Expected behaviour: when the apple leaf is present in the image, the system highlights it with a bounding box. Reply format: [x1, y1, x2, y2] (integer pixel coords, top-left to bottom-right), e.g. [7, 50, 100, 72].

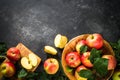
[93, 58, 108, 77]
[80, 45, 88, 54]
[26, 72, 39, 79]
[66, 66, 73, 72]
[110, 39, 120, 68]
[18, 68, 28, 78]
[89, 48, 102, 63]
[79, 69, 95, 80]
[0, 56, 6, 64]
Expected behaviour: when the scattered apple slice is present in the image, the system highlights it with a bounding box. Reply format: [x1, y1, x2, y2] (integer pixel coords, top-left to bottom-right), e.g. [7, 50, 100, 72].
[21, 57, 32, 70]
[44, 46, 57, 55]
[28, 53, 37, 67]
[54, 34, 68, 48]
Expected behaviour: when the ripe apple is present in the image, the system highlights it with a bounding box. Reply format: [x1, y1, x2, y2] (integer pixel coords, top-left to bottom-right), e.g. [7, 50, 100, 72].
[7, 47, 21, 61]
[76, 40, 87, 53]
[44, 58, 59, 74]
[0, 62, 15, 77]
[81, 52, 93, 68]
[112, 70, 120, 80]
[75, 65, 87, 80]
[21, 53, 38, 70]
[86, 33, 103, 49]
[102, 55, 116, 70]
[65, 52, 81, 68]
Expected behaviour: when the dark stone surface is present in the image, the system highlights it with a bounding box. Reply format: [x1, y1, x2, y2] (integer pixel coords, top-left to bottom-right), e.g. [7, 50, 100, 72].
[0, 0, 120, 71]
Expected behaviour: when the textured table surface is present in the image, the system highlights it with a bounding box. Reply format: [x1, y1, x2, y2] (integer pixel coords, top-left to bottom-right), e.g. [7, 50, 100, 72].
[0, 0, 120, 71]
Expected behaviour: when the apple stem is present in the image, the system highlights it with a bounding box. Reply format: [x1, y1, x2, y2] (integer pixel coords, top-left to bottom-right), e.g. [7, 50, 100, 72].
[91, 35, 94, 39]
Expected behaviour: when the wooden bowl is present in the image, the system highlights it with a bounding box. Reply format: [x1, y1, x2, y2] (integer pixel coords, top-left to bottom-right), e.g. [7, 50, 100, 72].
[61, 34, 115, 80]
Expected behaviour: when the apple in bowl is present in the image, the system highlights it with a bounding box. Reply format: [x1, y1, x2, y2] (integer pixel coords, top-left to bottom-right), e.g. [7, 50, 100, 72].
[61, 33, 116, 80]
[65, 52, 81, 68]
[75, 65, 87, 80]
[81, 52, 93, 68]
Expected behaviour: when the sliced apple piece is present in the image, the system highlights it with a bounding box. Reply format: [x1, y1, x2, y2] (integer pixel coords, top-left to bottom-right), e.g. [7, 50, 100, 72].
[28, 53, 37, 67]
[54, 34, 61, 48]
[54, 34, 68, 48]
[44, 46, 57, 55]
[21, 57, 32, 70]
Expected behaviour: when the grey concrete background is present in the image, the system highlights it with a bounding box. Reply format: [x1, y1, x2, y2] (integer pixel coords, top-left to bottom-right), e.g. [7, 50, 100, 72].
[0, 0, 120, 71]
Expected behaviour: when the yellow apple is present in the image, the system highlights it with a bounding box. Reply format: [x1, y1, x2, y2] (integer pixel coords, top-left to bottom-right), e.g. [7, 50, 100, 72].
[21, 53, 38, 70]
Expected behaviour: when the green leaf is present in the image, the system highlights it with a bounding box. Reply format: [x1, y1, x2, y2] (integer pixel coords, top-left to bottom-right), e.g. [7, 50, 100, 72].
[18, 68, 28, 78]
[89, 48, 101, 63]
[79, 69, 94, 80]
[93, 58, 108, 77]
[110, 39, 120, 68]
[66, 66, 73, 72]
[0, 56, 6, 64]
[26, 72, 39, 79]
[39, 71, 49, 80]
[80, 45, 88, 54]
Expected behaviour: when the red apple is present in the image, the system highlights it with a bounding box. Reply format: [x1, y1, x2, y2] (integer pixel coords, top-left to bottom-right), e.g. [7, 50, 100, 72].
[102, 55, 116, 70]
[0, 62, 16, 77]
[44, 58, 59, 74]
[81, 52, 93, 68]
[86, 33, 103, 49]
[76, 40, 87, 53]
[7, 47, 21, 61]
[65, 52, 81, 68]
[75, 65, 87, 80]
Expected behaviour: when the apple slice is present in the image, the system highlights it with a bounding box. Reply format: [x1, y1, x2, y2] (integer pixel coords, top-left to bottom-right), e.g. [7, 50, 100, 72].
[21, 57, 32, 70]
[21, 53, 38, 70]
[28, 53, 37, 67]
[44, 46, 57, 55]
[54, 34, 68, 48]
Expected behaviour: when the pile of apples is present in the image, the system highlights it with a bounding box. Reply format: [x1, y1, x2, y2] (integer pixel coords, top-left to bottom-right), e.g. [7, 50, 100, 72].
[0, 47, 21, 77]
[0, 46, 39, 78]
[64, 33, 117, 80]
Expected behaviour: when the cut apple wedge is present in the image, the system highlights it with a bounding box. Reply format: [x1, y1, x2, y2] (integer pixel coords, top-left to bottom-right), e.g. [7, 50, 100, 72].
[44, 46, 57, 55]
[21, 57, 32, 70]
[54, 34, 68, 49]
[28, 53, 37, 67]
[21, 53, 38, 70]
